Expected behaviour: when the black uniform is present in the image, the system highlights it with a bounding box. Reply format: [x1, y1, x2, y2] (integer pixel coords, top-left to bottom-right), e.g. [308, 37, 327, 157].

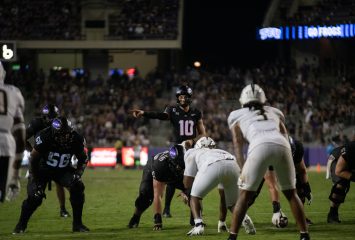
[327, 141, 355, 223]
[134, 151, 185, 213]
[26, 117, 48, 149]
[164, 105, 202, 143]
[14, 127, 88, 233]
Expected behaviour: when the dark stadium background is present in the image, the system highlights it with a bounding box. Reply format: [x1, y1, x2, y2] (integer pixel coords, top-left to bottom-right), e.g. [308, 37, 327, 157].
[183, 0, 275, 69]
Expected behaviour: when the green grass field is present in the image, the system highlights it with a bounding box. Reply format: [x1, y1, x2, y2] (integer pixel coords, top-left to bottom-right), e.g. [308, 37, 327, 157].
[1, 168, 355, 240]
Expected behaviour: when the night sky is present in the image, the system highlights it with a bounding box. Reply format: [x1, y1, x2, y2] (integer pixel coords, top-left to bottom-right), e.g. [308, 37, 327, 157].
[182, 1, 277, 69]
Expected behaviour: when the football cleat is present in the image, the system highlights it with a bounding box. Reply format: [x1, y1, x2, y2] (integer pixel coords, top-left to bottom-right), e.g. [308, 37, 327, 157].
[300, 232, 310, 240]
[187, 222, 205, 236]
[242, 214, 256, 235]
[327, 212, 341, 223]
[163, 208, 172, 218]
[272, 210, 288, 228]
[217, 221, 228, 233]
[60, 208, 70, 218]
[128, 215, 140, 228]
[12, 223, 26, 235]
[72, 224, 90, 232]
[306, 217, 313, 225]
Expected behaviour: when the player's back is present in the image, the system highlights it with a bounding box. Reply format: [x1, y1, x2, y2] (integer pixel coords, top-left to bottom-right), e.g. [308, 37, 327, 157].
[228, 106, 289, 151]
[0, 84, 24, 156]
[185, 148, 236, 170]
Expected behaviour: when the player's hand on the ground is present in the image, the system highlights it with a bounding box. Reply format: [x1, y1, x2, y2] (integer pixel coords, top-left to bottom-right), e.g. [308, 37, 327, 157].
[153, 223, 162, 231]
[129, 109, 144, 118]
[187, 223, 205, 236]
[6, 176, 20, 201]
[177, 191, 189, 204]
[306, 192, 312, 205]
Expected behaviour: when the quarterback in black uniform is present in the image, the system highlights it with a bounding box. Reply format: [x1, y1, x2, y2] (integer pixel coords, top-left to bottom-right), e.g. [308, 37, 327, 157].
[130, 85, 206, 218]
[327, 139, 355, 223]
[26, 104, 70, 217]
[13, 116, 89, 234]
[127, 144, 188, 230]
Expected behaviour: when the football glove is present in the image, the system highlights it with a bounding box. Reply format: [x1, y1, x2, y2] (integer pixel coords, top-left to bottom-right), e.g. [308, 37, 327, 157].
[187, 222, 205, 236]
[6, 176, 21, 201]
[217, 220, 228, 233]
[272, 210, 288, 228]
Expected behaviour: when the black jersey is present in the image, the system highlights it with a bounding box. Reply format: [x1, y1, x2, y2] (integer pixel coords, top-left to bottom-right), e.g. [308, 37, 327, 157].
[290, 138, 304, 165]
[328, 146, 343, 163]
[34, 127, 87, 170]
[150, 151, 182, 183]
[164, 105, 202, 143]
[341, 141, 355, 171]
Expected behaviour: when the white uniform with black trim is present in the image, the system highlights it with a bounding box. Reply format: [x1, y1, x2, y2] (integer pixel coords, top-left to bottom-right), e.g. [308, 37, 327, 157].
[184, 148, 240, 208]
[0, 84, 24, 157]
[227, 106, 295, 191]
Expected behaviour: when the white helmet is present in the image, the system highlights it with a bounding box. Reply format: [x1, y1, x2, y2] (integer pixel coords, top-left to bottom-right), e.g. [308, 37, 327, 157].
[0, 61, 5, 85]
[194, 137, 216, 149]
[239, 83, 266, 107]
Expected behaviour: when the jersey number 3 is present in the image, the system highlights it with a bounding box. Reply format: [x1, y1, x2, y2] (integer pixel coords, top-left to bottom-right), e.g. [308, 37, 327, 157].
[179, 120, 194, 136]
[47, 152, 71, 168]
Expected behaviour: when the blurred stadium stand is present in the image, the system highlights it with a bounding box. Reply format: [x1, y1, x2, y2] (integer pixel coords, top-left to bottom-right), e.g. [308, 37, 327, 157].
[1, 0, 354, 158]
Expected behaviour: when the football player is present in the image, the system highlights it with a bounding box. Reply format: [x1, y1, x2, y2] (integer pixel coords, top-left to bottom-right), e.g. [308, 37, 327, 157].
[130, 85, 206, 219]
[0, 61, 25, 203]
[184, 137, 255, 236]
[326, 136, 355, 223]
[127, 143, 188, 230]
[26, 104, 71, 218]
[227, 84, 309, 240]
[13, 116, 89, 234]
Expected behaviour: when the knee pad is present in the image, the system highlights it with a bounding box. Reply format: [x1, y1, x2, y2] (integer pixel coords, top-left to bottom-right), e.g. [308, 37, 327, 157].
[329, 178, 350, 204]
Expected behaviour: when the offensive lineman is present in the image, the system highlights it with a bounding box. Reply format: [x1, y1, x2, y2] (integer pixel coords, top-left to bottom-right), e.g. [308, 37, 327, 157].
[127, 144, 187, 230]
[0, 61, 26, 203]
[227, 83, 309, 240]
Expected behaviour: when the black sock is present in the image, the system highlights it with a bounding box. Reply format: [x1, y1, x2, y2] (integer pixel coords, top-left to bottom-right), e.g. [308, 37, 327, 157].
[228, 233, 237, 240]
[300, 232, 310, 240]
[272, 201, 281, 213]
[329, 206, 338, 215]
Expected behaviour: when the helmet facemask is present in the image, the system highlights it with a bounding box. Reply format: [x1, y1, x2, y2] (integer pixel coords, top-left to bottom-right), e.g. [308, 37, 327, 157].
[176, 86, 193, 107]
[42, 104, 59, 124]
[51, 117, 74, 148]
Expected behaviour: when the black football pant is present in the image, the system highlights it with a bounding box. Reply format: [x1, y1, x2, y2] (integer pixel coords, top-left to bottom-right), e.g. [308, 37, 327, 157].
[16, 168, 85, 228]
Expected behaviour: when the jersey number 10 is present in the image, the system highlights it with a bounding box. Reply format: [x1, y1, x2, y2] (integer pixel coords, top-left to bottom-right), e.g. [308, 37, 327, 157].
[179, 120, 194, 136]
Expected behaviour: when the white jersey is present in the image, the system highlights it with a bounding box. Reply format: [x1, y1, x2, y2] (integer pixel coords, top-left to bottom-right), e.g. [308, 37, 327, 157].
[227, 106, 290, 152]
[184, 148, 236, 177]
[0, 84, 25, 156]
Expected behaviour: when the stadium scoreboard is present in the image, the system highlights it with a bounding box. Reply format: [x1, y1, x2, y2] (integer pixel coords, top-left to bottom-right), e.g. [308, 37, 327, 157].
[257, 24, 355, 40]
